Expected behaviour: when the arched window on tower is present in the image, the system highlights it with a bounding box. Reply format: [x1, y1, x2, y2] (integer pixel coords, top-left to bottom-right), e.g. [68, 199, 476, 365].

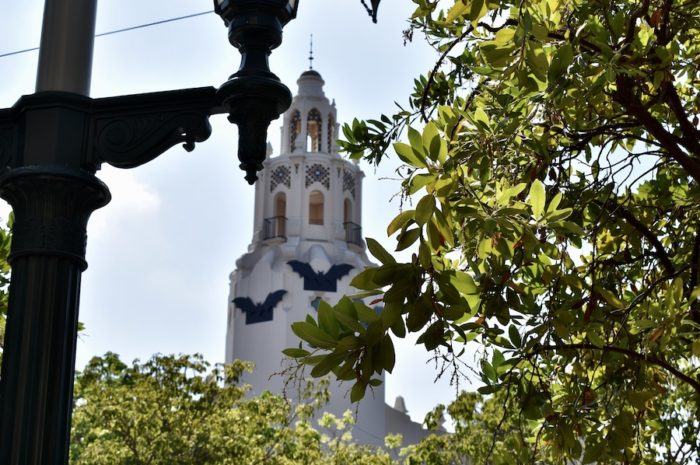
[327, 113, 335, 153]
[344, 198, 352, 223]
[289, 110, 301, 152]
[309, 190, 324, 225]
[264, 192, 287, 239]
[343, 198, 361, 245]
[275, 192, 286, 236]
[307, 109, 322, 152]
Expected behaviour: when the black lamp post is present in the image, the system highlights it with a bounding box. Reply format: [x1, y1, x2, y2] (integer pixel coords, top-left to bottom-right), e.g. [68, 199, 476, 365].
[0, 1, 298, 464]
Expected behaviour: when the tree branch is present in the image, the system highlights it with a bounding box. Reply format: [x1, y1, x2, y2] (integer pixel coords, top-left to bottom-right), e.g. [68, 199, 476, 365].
[661, 81, 700, 156]
[600, 199, 675, 274]
[690, 231, 700, 324]
[622, 0, 651, 48]
[420, 26, 473, 123]
[547, 31, 602, 55]
[614, 75, 700, 183]
[523, 343, 700, 394]
[420, 19, 518, 122]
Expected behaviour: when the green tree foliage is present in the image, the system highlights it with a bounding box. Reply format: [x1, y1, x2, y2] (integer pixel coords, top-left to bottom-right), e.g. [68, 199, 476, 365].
[0, 219, 12, 367]
[69, 353, 396, 465]
[69, 352, 541, 465]
[288, 0, 700, 463]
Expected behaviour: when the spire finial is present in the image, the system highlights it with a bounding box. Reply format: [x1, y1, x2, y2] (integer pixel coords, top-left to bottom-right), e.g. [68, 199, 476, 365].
[308, 34, 314, 70]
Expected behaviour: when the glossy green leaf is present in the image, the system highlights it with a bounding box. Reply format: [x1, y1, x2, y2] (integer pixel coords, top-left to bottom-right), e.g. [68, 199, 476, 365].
[529, 179, 546, 219]
[291, 322, 337, 349]
[415, 195, 436, 226]
[387, 209, 415, 236]
[394, 142, 426, 168]
[366, 237, 396, 264]
[350, 381, 367, 403]
[395, 227, 421, 251]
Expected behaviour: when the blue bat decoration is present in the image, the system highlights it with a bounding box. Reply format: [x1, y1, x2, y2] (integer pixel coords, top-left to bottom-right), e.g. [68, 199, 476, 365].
[287, 261, 354, 292]
[232, 290, 287, 324]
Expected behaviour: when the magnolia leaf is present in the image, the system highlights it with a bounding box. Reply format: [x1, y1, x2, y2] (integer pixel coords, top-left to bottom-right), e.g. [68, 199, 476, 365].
[449, 271, 478, 295]
[529, 179, 546, 219]
[526, 42, 549, 81]
[350, 268, 378, 290]
[387, 210, 415, 236]
[336, 335, 363, 351]
[366, 237, 396, 264]
[692, 339, 700, 356]
[415, 195, 436, 226]
[423, 122, 439, 148]
[469, 0, 487, 22]
[333, 309, 366, 335]
[597, 288, 625, 309]
[407, 126, 424, 155]
[445, 1, 469, 22]
[350, 381, 367, 402]
[378, 334, 396, 373]
[394, 142, 426, 168]
[396, 227, 421, 251]
[628, 390, 658, 409]
[408, 173, 435, 194]
[433, 209, 455, 247]
[282, 348, 310, 358]
[546, 207, 573, 222]
[494, 28, 516, 46]
[365, 320, 384, 345]
[508, 325, 522, 348]
[547, 192, 563, 212]
[473, 107, 489, 125]
[310, 352, 345, 377]
[548, 42, 573, 81]
[291, 322, 337, 350]
[356, 303, 380, 323]
[318, 300, 340, 338]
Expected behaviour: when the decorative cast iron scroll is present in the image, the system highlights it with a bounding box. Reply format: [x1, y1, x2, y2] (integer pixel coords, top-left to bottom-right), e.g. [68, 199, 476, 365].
[92, 87, 218, 169]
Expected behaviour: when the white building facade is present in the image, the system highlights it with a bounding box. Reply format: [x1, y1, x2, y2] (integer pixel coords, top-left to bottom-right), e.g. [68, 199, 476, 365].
[226, 69, 429, 446]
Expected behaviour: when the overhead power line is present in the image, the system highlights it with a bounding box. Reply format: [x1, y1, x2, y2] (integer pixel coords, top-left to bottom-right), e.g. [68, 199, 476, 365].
[0, 10, 214, 59]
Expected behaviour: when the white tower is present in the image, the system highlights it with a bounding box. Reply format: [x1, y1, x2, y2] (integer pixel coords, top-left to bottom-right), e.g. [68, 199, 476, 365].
[226, 69, 386, 445]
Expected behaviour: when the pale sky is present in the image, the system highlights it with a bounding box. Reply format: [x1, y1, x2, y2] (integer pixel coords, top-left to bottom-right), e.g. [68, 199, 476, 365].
[0, 0, 470, 424]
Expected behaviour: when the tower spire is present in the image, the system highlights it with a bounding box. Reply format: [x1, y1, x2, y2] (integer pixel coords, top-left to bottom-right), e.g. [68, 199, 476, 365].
[308, 34, 314, 70]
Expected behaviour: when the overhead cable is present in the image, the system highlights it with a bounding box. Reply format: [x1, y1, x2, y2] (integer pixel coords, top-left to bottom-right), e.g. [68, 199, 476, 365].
[0, 10, 214, 59]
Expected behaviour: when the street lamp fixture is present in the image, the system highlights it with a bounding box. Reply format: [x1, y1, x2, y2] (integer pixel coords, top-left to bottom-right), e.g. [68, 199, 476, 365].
[214, 0, 299, 26]
[0, 1, 299, 463]
[214, 0, 298, 183]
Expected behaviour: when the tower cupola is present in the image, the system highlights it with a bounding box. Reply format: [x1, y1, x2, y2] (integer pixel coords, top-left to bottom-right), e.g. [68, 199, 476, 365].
[281, 70, 338, 155]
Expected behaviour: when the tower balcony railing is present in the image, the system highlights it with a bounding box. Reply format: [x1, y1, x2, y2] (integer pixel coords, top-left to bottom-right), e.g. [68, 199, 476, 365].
[343, 222, 363, 246]
[263, 216, 287, 240]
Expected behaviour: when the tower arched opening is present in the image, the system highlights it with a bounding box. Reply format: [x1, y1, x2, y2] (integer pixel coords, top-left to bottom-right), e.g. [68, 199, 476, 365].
[309, 190, 324, 225]
[274, 192, 287, 237]
[307, 108, 322, 152]
[327, 113, 335, 153]
[343, 198, 352, 223]
[289, 110, 301, 152]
